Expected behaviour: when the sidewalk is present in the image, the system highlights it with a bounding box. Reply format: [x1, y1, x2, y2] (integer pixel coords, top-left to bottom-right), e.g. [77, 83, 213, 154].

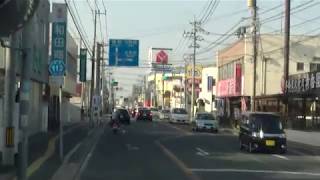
[221, 127, 320, 147]
[285, 129, 320, 147]
[0, 121, 88, 180]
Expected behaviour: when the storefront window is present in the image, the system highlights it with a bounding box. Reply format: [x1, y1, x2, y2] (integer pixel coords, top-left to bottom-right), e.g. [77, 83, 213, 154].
[310, 63, 320, 72]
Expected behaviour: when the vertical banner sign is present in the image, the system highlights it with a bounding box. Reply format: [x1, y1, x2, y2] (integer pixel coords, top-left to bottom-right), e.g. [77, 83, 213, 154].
[235, 64, 242, 94]
[79, 48, 87, 82]
[207, 76, 213, 91]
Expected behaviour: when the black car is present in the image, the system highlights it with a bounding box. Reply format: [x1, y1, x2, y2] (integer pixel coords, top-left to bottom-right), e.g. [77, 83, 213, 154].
[136, 108, 152, 121]
[112, 108, 131, 125]
[239, 112, 287, 154]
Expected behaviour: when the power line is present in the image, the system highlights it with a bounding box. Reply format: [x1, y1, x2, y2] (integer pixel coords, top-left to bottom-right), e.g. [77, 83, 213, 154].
[64, 0, 93, 56]
[202, 0, 220, 24]
[261, 0, 318, 25]
[71, 0, 91, 46]
[266, 14, 320, 34]
[262, 26, 320, 55]
[199, 0, 215, 23]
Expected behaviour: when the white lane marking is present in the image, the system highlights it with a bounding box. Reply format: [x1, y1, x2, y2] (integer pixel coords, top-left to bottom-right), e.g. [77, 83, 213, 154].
[126, 144, 140, 151]
[189, 168, 320, 176]
[272, 154, 289, 160]
[195, 147, 209, 156]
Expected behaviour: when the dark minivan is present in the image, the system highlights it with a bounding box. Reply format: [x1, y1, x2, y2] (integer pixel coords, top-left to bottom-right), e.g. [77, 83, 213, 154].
[239, 112, 287, 154]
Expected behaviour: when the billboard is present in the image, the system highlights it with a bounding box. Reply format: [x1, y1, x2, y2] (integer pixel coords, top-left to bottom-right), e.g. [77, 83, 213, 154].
[109, 39, 139, 66]
[148, 47, 172, 64]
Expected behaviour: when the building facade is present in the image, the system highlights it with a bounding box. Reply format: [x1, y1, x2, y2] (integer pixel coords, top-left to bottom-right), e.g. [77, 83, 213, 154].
[216, 34, 320, 129]
[199, 66, 217, 113]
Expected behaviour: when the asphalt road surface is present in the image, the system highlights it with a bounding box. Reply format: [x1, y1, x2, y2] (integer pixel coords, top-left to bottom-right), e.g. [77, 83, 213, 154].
[80, 121, 320, 180]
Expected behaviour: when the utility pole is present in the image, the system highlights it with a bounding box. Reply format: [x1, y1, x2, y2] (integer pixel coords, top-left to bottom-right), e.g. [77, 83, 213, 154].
[183, 17, 204, 122]
[284, 0, 291, 123]
[162, 63, 165, 109]
[183, 58, 188, 110]
[2, 34, 18, 166]
[153, 71, 156, 107]
[17, 24, 34, 180]
[96, 43, 102, 96]
[248, 0, 257, 111]
[89, 8, 97, 127]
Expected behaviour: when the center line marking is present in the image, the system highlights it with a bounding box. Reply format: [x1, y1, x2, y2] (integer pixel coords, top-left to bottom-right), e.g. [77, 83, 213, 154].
[189, 168, 320, 176]
[196, 147, 209, 156]
[272, 154, 289, 160]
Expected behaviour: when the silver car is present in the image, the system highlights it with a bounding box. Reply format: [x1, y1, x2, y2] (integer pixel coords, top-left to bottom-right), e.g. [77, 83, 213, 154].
[193, 112, 219, 133]
[159, 109, 170, 120]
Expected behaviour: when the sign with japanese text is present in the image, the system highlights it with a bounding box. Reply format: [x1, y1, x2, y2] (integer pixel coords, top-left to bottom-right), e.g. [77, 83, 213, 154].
[51, 22, 67, 64]
[79, 48, 87, 82]
[151, 63, 173, 72]
[109, 39, 139, 66]
[50, 3, 67, 86]
[286, 71, 320, 94]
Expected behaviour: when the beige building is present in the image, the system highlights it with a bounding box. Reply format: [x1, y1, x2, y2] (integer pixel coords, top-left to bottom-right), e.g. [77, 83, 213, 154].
[216, 34, 320, 127]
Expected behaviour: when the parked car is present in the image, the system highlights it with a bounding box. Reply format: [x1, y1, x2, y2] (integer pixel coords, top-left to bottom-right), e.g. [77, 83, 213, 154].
[169, 108, 189, 124]
[159, 109, 170, 120]
[193, 112, 218, 133]
[136, 108, 152, 121]
[239, 112, 287, 154]
[112, 108, 131, 125]
[150, 107, 160, 120]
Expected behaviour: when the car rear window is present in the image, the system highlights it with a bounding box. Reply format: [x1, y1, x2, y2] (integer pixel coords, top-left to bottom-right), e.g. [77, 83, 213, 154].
[162, 110, 170, 113]
[250, 114, 283, 133]
[173, 108, 187, 114]
[196, 114, 215, 120]
[150, 108, 158, 111]
[139, 109, 151, 113]
[117, 109, 129, 116]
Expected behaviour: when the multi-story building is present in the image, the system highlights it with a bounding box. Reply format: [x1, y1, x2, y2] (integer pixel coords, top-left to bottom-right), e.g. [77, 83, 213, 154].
[216, 34, 320, 128]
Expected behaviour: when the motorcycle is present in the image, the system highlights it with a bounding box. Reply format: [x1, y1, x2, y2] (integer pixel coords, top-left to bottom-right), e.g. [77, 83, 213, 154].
[112, 122, 120, 134]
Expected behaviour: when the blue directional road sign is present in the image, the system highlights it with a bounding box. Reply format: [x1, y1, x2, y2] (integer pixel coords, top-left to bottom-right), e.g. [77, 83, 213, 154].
[49, 60, 65, 76]
[109, 39, 139, 66]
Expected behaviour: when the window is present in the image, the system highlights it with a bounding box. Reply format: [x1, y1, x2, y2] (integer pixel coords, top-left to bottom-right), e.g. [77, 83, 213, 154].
[297, 62, 304, 71]
[310, 63, 320, 72]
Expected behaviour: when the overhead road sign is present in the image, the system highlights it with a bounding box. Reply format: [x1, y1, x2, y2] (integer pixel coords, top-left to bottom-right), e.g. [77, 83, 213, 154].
[109, 39, 139, 66]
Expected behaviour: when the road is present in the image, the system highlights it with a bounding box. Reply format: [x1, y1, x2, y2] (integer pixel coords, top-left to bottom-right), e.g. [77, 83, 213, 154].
[79, 121, 320, 180]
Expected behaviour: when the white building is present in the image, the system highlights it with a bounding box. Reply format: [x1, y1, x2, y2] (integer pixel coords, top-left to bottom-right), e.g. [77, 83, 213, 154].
[199, 66, 218, 113]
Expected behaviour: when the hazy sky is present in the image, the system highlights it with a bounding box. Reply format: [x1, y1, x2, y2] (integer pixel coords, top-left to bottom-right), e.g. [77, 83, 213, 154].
[53, 0, 320, 97]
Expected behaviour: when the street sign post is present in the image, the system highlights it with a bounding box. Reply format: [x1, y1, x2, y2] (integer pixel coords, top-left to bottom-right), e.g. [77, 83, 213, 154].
[109, 39, 139, 66]
[50, 3, 67, 162]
